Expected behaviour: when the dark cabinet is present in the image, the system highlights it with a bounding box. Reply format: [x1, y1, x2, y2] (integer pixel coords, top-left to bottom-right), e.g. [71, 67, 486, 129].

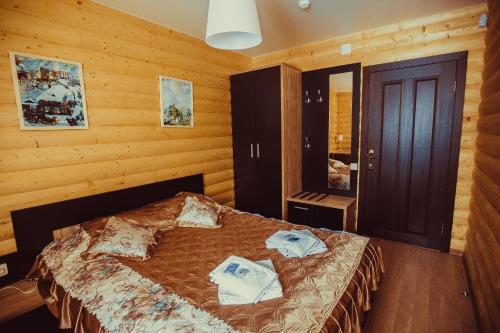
[287, 202, 343, 230]
[231, 65, 302, 219]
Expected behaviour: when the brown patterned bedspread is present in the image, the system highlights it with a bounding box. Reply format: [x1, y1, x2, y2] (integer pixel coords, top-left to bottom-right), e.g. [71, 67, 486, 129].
[29, 205, 384, 333]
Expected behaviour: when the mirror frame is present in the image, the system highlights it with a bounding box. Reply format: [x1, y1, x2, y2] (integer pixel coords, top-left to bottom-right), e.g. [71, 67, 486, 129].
[301, 62, 361, 197]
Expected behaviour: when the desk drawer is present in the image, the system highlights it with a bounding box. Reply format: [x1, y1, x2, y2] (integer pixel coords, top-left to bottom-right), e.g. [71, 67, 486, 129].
[287, 202, 312, 225]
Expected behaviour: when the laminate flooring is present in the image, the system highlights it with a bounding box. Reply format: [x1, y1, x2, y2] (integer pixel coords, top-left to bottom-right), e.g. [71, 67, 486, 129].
[363, 239, 478, 333]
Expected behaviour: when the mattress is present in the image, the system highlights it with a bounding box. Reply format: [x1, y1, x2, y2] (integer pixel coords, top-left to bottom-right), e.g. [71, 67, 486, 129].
[28, 200, 383, 333]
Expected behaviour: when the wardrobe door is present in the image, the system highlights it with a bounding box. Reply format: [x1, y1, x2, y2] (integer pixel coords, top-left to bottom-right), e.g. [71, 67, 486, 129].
[254, 66, 282, 219]
[231, 71, 257, 213]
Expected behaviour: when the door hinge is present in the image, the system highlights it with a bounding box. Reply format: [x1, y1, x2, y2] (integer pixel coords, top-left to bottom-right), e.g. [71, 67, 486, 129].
[453, 80, 456, 92]
[441, 224, 445, 236]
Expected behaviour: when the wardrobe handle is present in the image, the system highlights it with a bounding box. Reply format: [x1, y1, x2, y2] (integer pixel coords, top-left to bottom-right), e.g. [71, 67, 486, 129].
[250, 144, 254, 158]
[257, 143, 260, 158]
[294, 206, 309, 211]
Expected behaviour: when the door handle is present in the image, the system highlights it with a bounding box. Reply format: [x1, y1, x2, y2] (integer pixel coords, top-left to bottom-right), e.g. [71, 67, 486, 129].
[367, 149, 375, 170]
[250, 144, 254, 158]
[294, 206, 309, 211]
[256, 143, 260, 158]
[305, 137, 311, 149]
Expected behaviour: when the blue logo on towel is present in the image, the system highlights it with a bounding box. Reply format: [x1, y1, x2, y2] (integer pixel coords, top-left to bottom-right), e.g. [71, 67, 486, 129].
[224, 262, 239, 274]
[286, 235, 301, 242]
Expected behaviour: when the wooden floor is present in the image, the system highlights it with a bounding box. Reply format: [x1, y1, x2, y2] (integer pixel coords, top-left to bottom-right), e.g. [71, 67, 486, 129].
[363, 240, 478, 333]
[0, 239, 479, 333]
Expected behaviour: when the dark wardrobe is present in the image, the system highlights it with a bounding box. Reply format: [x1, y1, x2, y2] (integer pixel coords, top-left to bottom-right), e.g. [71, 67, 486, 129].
[230, 64, 302, 219]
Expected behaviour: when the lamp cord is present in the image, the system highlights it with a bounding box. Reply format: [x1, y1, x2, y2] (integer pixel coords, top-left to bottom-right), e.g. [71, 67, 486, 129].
[0, 278, 38, 294]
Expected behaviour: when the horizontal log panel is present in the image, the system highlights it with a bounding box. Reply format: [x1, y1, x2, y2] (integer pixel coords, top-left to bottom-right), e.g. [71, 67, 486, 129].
[481, 67, 500, 97]
[0, 158, 234, 220]
[0, 148, 233, 196]
[204, 169, 234, 186]
[472, 167, 500, 215]
[470, 184, 500, 245]
[0, 108, 232, 128]
[0, 136, 232, 172]
[474, 150, 500, 185]
[476, 133, 500, 160]
[0, 87, 230, 110]
[450, 239, 465, 252]
[211, 191, 235, 205]
[482, 48, 500, 81]
[204, 180, 235, 198]
[224, 200, 235, 209]
[0, 136, 233, 172]
[0, 126, 233, 150]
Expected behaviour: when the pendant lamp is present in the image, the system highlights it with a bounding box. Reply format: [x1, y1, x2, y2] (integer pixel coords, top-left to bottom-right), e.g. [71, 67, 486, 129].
[205, 0, 262, 50]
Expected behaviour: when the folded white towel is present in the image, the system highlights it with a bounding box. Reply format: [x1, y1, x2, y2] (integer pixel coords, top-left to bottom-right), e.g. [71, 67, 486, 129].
[209, 256, 278, 304]
[217, 259, 283, 305]
[266, 229, 327, 258]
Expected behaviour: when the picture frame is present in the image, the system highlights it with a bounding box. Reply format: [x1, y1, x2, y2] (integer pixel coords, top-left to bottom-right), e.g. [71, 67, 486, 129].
[9, 51, 89, 130]
[159, 75, 194, 128]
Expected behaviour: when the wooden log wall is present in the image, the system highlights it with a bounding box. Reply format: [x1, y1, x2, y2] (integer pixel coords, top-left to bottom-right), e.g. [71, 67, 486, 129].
[253, 4, 488, 252]
[464, 0, 500, 331]
[0, 0, 251, 256]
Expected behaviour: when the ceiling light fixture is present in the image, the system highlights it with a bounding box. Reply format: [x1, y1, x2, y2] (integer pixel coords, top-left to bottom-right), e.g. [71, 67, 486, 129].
[205, 0, 262, 50]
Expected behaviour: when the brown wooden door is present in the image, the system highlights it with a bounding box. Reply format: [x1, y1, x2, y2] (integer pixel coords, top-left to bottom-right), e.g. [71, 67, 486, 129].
[359, 52, 467, 251]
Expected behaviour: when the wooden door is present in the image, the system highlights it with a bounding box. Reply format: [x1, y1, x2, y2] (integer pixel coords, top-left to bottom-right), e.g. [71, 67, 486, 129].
[254, 66, 282, 219]
[230, 70, 257, 213]
[359, 52, 467, 251]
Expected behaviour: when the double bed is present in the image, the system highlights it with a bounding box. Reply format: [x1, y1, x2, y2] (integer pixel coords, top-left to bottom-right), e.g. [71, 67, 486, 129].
[12, 174, 383, 333]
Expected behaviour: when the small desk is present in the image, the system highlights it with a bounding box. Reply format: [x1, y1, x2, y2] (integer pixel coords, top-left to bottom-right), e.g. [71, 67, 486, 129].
[0, 279, 44, 323]
[287, 192, 356, 231]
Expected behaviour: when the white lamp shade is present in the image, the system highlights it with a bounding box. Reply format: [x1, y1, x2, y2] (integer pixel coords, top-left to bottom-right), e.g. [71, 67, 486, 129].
[337, 134, 344, 142]
[206, 0, 262, 50]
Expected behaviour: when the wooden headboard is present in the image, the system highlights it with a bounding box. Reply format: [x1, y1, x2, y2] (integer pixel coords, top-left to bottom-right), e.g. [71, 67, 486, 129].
[1, 174, 204, 285]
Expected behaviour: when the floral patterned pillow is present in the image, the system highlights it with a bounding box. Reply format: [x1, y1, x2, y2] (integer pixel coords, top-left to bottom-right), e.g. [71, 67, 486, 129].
[176, 195, 223, 229]
[83, 216, 161, 261]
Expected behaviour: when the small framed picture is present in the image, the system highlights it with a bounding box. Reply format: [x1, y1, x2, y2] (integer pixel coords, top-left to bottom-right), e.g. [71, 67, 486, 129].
[159, 75, 193, 128]
[9, 51, 89, 130]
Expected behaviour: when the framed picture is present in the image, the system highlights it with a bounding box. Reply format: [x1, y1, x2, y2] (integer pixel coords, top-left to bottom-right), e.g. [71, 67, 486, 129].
[159, 75, 193, 128]
[9, 51, 88, 130]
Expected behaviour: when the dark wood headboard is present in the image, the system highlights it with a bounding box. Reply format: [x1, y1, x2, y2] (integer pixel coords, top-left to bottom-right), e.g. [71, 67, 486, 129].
[1, 174, 204, 285]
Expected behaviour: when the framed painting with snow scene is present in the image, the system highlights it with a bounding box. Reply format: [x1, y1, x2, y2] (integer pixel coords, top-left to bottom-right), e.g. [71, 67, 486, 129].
[160, 75, 193, 128]
[9, 52, 88, 130]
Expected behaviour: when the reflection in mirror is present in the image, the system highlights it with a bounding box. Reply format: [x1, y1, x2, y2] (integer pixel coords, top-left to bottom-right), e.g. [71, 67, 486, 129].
[328, 72, 353, 190]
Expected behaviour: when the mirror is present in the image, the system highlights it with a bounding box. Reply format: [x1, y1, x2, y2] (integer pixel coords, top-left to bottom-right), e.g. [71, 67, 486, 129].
[328, 72, 353, 190]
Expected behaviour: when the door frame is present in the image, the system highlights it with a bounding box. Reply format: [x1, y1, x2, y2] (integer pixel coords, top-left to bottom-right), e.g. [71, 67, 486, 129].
[358, 51, 468, 252]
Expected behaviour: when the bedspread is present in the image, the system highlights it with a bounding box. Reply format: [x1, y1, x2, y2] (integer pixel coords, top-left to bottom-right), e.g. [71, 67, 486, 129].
[28, 206, 384, 333]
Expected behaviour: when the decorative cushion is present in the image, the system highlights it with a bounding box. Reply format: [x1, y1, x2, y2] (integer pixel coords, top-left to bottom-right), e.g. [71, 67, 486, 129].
[176, 194, 223, 229]
[83, 216, 161, 261]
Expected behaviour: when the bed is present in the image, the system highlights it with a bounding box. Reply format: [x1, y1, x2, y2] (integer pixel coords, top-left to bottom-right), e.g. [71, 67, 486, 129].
[12, 174, 383, 333]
